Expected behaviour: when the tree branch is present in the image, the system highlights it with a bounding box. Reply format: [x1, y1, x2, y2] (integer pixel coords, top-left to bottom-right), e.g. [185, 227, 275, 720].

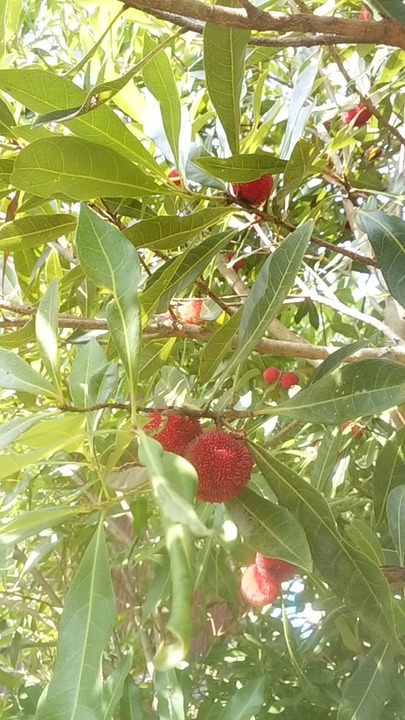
[119, 0, 405, 49]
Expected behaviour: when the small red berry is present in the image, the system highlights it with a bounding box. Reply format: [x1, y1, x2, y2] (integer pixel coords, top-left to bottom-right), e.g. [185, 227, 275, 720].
[185, 429, 254, 502]
[280, 372, 299, 389]
[342, 420, 364, 439]
[255, 553, 297, 583]
[168, 168, 182, 186]
[341, 102, 372, 127]
[145, 412, 202, 455]
[262, 366, 280, 385]
[232, 174, 274, 206]
[226, 251, 245, 271]
[359, 6, 370, 19]
[241, 565, 279, 606]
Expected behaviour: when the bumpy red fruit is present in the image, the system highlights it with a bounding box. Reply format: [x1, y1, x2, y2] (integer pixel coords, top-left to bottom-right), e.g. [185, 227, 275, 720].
[241, 565, 279, 606]
[178, 299, 204, 324]
[341, 102, 372, 127]
[185, 429, 254, 502]
[263, 366, 280, 385]
[280, 371, 299, 389]
[145, 412, 202, 455]
[168, 168, 181, 186]
[255, 553, 297, 583]
[232, 174, 274, 206]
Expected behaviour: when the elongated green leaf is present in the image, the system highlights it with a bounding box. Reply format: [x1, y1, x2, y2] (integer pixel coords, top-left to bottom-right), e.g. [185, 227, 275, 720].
[387, 485, 405, 562]
[0, 157, 13, 184]
[249, 443, 400, 647]
[194, 153, 287, 182]
[281, 606, 325, 705]
[120, 677, 149, 720]
[143, 34, 181, 168]
[137, 433, 208, 536]
[102, 652, 133, 720]
[203, 1, 250, 154]
[311, 427, 340, 493]
[310, 339, 369, 385]
[277, 359, 405, 424]
[218, 222, 312, 384]
[0, 96, 15, 137]
[76, 205, 141, 416]
[345, 519, 384, 566]
[199, 307, 242, 382]
[11, 136, 159, 200]
[226, 487, 312, 571]
[280, 48, 320, 160]
[357, 210, 405, 309]
[0, 318, 36, 349]
[0, 414, 43, 453]
[280, 139, 319, 198]
[142, 229, 235, 316]
[69, 339, 115, 407]
[0, 506, 80, 546]
[0, 67, 160, 174]
[373, 425, 405, 527]
[155, 670, 186, 720]
[337, 642, 393, 720]
[36, 522, 115, 720]
[0, 214, 76, 252]
[0, 348, 59, 398]
[124, 208, 231, 250]
[368, 0, 405, 23]
[36, 279, 62, 398]
[219, 676, 266, 720]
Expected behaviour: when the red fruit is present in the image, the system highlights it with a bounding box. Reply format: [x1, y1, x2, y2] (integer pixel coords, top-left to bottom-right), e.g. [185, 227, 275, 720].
[226, 251, 245, 271]
[240, 565, 279, 607]
[178, 299, 204, 324]
[341, 102, 372, 127]
[255, 553, 297, 583]
[145, 412, 202, 455]
[232, 174, 274, 206]
[342, 420, 364, 439]
[359, 6, 370, 19]
[280, 371, 299, 389]
[262, 366, 280, 385]
[168, 168, 181, 186]
[185, 429, 254, 502]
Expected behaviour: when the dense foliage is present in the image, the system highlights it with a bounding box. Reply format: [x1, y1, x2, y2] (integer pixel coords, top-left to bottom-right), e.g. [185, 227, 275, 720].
[1, 0, 405, 718]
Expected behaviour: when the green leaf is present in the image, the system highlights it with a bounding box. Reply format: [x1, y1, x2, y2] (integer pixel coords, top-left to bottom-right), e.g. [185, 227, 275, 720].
[203, 1, 250, 154]
[345, 519, 384, 566]
[102, 652, 133, 720]
[311, 427, 340, 494]
[194, 153, 287, 182]
[0, 157, 14, 184]
[0, 413, 43, 452]
[155, 670, 186, 720]
[0, 214, 77, 252]
[0, 67, 160, 174]
[69, 339, 114, 407]
[143, 34, 181, 169]
[357, 210, 405, 309]
[387, 485, 405, 562]
[35, 279, 62, 398]
[0, 506, 80, 546]
[124, 208, 231, 251]
[368, 0, 405, 23]
[76, 205, 141, 419]
[0, 318, 36, 349]
[0, 348, 59, 398]
[0, 96, 15, 137]
[137, 433, 208, 536]
[279, 48, 320, 159]
[310, 339, 369, 385]
[373, 426, 405, 527]
[11, 136, 159, 200]
[36, 522, 115, 720]
[218, 676, 266, 720]
[277, 359, 405, 424]
[280, 139, 319, 198]
[217, 221, 313, 383]
[226, 487, 312, 571]
[0, 0, 22, 59]
[337, 642, 394, 720]
[199, 307, 242, 383]
[119, 677, 149, 720]
[249, 443, 400, 647]
[142, 229, 236, 316]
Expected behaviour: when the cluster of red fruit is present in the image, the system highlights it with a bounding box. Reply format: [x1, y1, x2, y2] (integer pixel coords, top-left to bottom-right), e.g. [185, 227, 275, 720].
[145, 412, 254, 502]
[263, 366, 299, 390]
[241, 553, 297, 607]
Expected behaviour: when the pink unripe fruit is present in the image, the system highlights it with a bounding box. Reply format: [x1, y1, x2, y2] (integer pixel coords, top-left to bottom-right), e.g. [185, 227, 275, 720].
[240, 565, 279, 606]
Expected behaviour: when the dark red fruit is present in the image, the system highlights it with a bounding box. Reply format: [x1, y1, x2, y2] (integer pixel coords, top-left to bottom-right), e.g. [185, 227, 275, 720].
[232, 174, 274, 206]
[262, 366, 280, 385]
[255, 553, 297, 583]
[240, 565, 279, 606]
[145, 412, 202, 455]
[280, 371, 299, 389]
[226, 251, 245, 271]
[185, 429, 254, 502]
[168, 169, 181, 186]
[342, 420, 364, 439]
[341, 102, 372, 127]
